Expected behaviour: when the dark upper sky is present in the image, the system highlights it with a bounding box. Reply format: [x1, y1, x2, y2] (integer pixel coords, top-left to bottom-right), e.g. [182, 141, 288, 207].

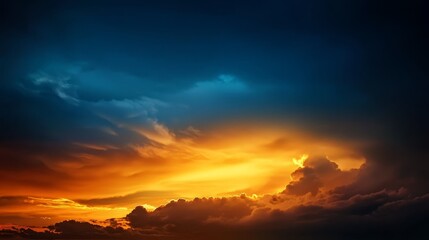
[2, 1, 427, 125]
[2, 1, 427, 144]
[0, 0, 428, 231]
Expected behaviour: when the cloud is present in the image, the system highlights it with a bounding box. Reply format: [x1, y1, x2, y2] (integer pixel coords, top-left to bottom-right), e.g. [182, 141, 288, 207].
[0, 195, 130, 227]
[0, 151, 426, 238]
[185, 74, 249, 96]
[125, 189, 428, 240]
[3, 188, 427, 240]
[75, 191, 177, 208]
[26, 68, 80, 105]
[126, 195, 256, 229]
[6, 220, 139, 239]
[283, 156, 359, 196]
[90, 97, 174, 145]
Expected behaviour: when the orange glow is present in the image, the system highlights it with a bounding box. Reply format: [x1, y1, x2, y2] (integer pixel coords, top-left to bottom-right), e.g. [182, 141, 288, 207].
[293, 154, 308, 168]
[0, 122, 366, 226]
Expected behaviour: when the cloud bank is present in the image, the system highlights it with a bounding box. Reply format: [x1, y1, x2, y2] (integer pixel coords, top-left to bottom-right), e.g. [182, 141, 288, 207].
[2, 157, 428, 239]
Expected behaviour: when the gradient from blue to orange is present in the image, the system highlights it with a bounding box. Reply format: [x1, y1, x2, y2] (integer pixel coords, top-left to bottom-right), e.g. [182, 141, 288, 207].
[0, 0, 428, 239]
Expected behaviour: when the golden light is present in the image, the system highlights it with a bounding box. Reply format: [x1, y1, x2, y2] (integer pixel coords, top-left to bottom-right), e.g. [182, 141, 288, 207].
[0, 122, 366, 226]
[292, 154, 308, 168]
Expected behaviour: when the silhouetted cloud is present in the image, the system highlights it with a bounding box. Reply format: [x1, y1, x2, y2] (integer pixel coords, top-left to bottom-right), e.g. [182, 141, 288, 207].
[127, 195, 256, 229]
[3, 188, 427, 239]
[284, 156, 358, 195]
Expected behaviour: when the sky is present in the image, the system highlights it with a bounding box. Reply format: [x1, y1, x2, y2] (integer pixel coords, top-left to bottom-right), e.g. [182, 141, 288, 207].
[0, 0, 428, 239]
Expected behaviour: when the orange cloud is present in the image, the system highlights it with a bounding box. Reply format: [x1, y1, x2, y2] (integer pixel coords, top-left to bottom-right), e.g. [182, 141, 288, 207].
[1, 160, 428, 240]
[0, 122, 366, 227]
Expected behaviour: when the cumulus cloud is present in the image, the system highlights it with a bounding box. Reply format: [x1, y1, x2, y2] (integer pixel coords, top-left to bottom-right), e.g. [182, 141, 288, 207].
[123, 188, 428, 240]
[283, 156, 358, 196]
[3, 188, 427, 240]
[126, 195, 256, 229]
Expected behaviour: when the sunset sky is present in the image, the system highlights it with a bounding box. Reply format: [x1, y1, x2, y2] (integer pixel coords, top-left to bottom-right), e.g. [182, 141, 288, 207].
[1, 0, 428, 239]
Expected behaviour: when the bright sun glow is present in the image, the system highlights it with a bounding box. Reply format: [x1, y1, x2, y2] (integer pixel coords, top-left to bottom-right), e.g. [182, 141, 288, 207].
[292, 154, 308, 168]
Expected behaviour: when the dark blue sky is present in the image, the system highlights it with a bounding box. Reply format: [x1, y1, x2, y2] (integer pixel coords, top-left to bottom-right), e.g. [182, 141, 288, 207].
[3, 2, 427, 136]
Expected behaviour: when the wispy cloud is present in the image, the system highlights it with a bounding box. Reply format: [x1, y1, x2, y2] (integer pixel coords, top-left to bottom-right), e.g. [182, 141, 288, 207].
[28, 71, 80, 105]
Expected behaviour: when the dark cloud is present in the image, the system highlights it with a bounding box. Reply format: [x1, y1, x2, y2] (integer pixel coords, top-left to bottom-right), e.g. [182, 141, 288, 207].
[0, 220, 138, 239]
[284, 156, 358, 196]
[244, 194, 429, 240]
[123, 190, 429, 240]
[48, 220, 132, 239]
[126, 195, 255, 229]
[3, 189, 427, 240]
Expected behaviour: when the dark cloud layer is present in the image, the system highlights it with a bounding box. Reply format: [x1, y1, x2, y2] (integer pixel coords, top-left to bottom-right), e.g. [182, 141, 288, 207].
[2, 157, 429, 239]
[2, 189, 428, 239]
